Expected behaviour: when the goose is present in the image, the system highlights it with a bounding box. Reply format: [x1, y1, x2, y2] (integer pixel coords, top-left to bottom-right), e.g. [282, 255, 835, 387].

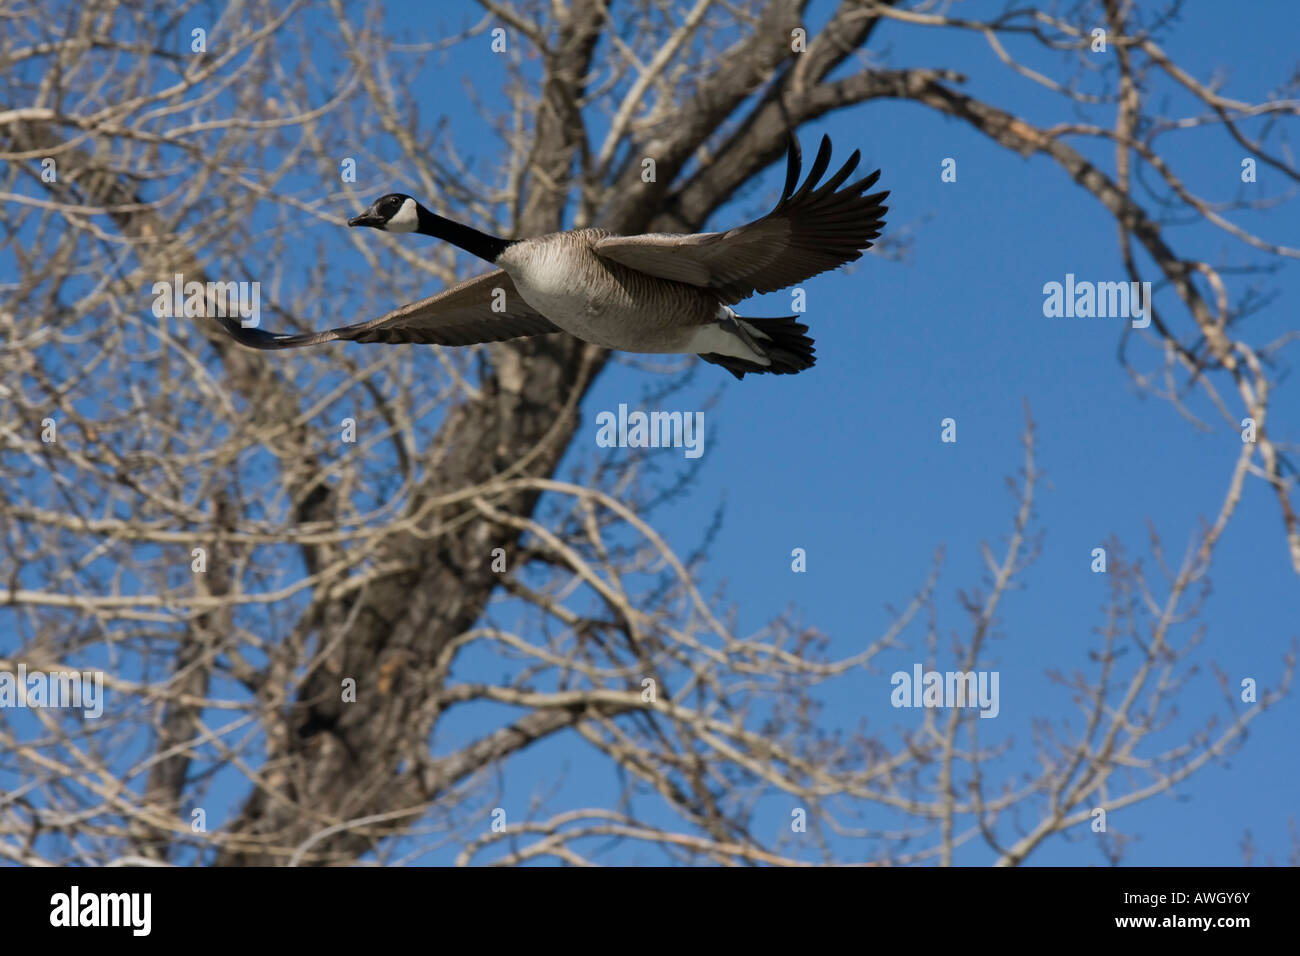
[225, 135, 887, 379]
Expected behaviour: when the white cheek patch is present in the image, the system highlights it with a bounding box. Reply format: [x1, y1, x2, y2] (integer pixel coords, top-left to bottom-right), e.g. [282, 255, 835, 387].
[386, 198, 420, 232]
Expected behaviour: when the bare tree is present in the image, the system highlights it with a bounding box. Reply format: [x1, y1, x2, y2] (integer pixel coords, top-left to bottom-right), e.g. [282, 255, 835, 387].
[0, 0, 1294, 866]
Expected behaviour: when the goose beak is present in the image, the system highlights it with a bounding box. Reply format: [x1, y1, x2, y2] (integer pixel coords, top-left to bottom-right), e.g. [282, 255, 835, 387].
[347, 212, 384, 228]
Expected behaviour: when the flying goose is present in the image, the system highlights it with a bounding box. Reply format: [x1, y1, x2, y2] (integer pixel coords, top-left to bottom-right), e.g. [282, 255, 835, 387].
[226, 135, 887, 379]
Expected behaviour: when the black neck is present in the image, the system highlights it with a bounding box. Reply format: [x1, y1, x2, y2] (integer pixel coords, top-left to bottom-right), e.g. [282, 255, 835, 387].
[415, 206, 514, 263]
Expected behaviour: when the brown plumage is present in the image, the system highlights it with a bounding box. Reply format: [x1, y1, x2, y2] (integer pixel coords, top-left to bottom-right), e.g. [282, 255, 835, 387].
[591, 135, 887, 304]
[222, 134, 888, 378]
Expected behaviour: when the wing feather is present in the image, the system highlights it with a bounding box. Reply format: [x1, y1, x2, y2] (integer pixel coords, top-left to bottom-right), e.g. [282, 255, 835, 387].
[593, 134, 887, 303]
[223, 270, 559, 349]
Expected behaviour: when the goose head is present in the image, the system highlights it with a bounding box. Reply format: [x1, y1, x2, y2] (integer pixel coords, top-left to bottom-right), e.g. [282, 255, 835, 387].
[347, 193, 423, 233]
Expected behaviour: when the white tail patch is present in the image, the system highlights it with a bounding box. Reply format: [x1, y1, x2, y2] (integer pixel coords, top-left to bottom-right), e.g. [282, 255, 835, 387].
[685, 320, 772, 364]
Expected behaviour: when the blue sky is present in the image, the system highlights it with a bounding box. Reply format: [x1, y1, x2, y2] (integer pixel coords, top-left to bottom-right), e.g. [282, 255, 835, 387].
[5, 0, 1297, 866]
[365, 0, 1299, 865]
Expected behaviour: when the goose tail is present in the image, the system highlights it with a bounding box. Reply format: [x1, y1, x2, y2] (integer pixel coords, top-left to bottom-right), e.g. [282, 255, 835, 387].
[700, 316, 816, 380]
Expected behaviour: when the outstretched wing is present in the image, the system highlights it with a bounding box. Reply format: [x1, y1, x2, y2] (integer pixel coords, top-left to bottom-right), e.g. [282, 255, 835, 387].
[592, 134, 888, 303]
[222, 270, 560, 349]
